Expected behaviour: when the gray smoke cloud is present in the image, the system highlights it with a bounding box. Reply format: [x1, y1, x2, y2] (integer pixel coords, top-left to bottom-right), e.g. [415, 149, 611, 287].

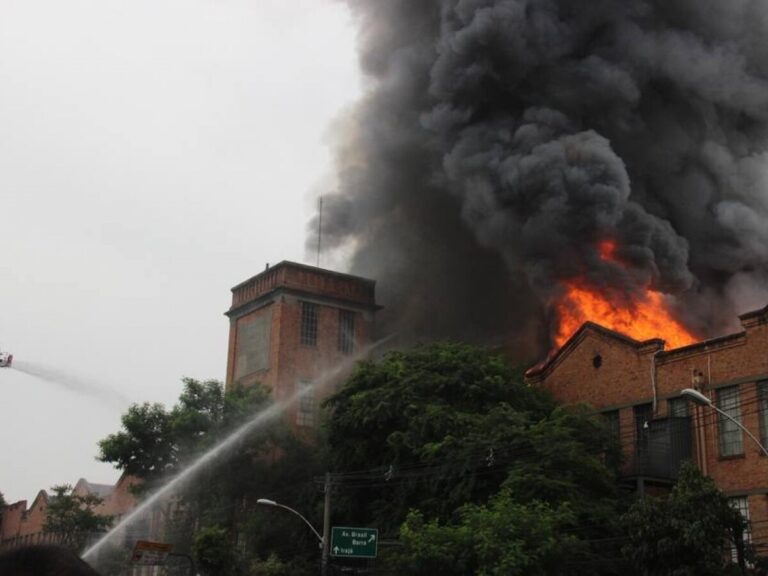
[310, 0, 768, 358]
[12, 360, 130, 411]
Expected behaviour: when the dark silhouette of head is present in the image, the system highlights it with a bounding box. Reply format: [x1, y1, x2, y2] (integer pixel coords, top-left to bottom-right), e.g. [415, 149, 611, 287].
[0, 545, 101, 576]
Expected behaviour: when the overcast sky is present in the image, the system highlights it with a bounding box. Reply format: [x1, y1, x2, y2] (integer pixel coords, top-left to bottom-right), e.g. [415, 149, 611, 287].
[0, 0, 360, 503]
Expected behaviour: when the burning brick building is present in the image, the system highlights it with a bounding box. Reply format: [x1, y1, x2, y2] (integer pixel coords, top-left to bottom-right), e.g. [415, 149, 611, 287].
[526, 304, 768, 547]
[224, 261, 379, 427]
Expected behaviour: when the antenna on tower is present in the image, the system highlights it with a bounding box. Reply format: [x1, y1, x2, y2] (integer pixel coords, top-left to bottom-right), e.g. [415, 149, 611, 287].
[317, 195, 323, 268]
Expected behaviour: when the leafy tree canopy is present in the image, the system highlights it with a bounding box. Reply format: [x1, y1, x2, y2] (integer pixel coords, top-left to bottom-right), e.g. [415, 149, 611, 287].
[97, 378, 270, 484]
[193, 525, 237, 576]
[326, 343, 552, 468]
[97, 402, 175, 480]
[324, 342, 622, 542]
[393, 489, 583, 576]
[249, 552, 296, 576]
[622, 462, 750, 575]
[95, 377, 323, 576]
[44, 484, 112, 552]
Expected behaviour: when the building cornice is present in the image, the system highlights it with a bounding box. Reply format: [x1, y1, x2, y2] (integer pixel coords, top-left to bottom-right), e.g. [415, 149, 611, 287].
[230, 260, 376, 293]
[225, 286, 382, 319]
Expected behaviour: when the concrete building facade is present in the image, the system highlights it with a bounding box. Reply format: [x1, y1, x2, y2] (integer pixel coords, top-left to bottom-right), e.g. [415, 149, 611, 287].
[526, 304, 768, 550]
[225, 261, 379, 428]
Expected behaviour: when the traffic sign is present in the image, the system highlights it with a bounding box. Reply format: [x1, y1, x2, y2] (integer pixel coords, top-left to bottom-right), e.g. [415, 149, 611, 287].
[330, 526, 378, 558]
[130, 540, 173, 566]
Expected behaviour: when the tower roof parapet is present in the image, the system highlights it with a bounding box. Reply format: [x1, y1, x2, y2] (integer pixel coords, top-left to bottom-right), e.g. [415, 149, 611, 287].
[227, 261, 379, 317]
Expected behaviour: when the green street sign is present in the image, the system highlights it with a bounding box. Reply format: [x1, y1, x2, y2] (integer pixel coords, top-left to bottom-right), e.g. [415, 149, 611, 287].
[330, 526, 378, 558]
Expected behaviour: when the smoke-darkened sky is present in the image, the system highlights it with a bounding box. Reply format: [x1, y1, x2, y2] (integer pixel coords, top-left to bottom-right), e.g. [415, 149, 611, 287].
[314, 0, 768, 355]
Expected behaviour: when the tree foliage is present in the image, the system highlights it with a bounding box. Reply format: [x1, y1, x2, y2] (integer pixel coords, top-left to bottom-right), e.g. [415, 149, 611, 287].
[96, 378, 323, 576]
[393, 491, 583, 576]
[325, 342, 624, 573]
[324, 343, 559, 526]
[193, 525, 237, 576]
[97, 378, 271, 487]
[248, 553, 295, 576]
[622, 462, 749, 575]
[97, 402, 175, 481]
[92, 346, 764, 576]
[43, 484, 112, 552]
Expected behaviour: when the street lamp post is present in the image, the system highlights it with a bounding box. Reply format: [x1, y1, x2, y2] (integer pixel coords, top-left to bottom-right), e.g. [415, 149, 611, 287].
[256, 498, 328, 576]
[680, 388, 768, 457]
[256, 498, 324, 543]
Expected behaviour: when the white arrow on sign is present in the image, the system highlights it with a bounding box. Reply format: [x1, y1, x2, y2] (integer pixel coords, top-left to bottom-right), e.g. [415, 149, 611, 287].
[334, 546, 339, 554]
[368, 534, 375, 543]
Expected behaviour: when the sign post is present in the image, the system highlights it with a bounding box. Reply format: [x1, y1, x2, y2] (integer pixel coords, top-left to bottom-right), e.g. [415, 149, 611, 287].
[130, 540, 195, 575]
[130, 540, 173, 566]
[330, 527, 378, 559]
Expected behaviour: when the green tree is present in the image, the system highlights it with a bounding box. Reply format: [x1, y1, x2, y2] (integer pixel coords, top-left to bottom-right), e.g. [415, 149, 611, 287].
[97, 402, 175, 484]
[97, 378, 323, 576]
[324, 343, 624, 573]
[43, 484, 112, 552]
[393, 491, 583, 576]
[98, 379, 274, 496]
[193, 525, 237, 576]
[383, 407, 625, 575]
[622, 462, 749, 575]
[324, 343, 554, 525]
[249, 553, 293, 576]
[97, 378, 270, 488]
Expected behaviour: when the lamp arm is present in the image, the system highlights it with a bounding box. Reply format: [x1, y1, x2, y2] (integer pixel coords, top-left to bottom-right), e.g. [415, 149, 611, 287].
[710, 404, 768, 457]
[273, 503, 324, 544]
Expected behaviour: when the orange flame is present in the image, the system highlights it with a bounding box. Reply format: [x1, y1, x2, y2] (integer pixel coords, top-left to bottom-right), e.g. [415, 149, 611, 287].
[553, 240, 697, 349]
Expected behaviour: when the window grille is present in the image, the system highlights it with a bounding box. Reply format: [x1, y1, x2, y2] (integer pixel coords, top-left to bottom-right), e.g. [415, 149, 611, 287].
[603, 410, 620, 440]
[296, 381, 315, 427]
[717, 386, 743, 457]
[758, 380, 768, 446]
[729, 496, 752, 563]
[300, 302, 318, 347]
[668, 397, 689, 417]
[338, 310, 355, 354]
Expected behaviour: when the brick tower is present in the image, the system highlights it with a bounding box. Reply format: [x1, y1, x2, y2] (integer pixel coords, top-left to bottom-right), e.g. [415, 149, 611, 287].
[225, 261, 379, 428]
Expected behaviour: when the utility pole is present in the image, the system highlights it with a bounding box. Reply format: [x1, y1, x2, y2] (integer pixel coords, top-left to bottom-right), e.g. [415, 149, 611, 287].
[321, 472, 331, 576]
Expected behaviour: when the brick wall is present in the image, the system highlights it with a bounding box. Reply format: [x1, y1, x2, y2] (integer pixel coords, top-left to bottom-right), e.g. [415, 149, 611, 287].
[230, 261, 376, 310]
[273, 295, 374, 425]
[0, 474, 139, 550]
[225, 262, 379, 431]
[526, 304, 768, 552]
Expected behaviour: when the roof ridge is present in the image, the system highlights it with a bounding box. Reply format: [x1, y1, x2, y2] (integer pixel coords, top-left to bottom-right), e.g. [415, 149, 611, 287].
[525, 321, 664, 380]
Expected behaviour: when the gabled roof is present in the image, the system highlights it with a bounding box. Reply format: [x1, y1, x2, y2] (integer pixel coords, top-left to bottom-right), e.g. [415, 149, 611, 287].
[115, 472, 138, 487]
[525, 321, 664, 382]
[28, 490, 49, 511]
[73, 478, 115, 499]
[525, 302, 768, 384]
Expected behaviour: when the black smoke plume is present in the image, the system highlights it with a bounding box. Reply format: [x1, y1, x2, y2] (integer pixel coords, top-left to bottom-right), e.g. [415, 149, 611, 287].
[310, 0, 768, 358]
